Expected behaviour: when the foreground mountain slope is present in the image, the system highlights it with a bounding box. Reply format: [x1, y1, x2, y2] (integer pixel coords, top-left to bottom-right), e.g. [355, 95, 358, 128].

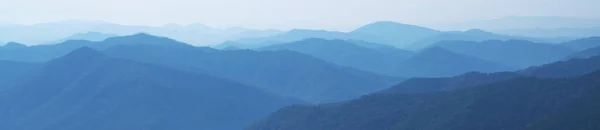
[0, 60, 39, 90]
[524, 81, 600, 130]
[434, 40, 576, 68]
[103, 42, 398, 103]
[248, 70, 600, 130]
[0, 47, 301, 130]
[260, 38, 413, 76]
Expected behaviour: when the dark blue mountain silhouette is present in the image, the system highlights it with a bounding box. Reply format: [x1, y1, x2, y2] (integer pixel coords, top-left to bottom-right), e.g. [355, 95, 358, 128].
[249, 67, 600, 130]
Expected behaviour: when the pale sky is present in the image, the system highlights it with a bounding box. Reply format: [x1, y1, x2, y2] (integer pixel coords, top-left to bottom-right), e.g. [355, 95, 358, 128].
[0, 0, 599, 31]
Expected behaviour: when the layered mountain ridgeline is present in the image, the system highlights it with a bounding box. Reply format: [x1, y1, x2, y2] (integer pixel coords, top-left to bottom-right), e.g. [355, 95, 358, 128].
[0, 33, 399, 103]
[259, 38, 414, 76]
[248, 71, 600, 130]
[260, 39, 512, 77]
[393, 47, 513, 77]
[0, 33, 192, 62]
[433, 40, 576, 68]
[568, 45, 600, 59]
[0, 47, 302, 130]
[404, 29, 567, 50]
[0, 21, 281, 45]
[561, 36, 600, 51]
[45, 32, 118, 44]
[248, 53, 600, 130]
[103, 43, 399, 103]
[233, 21, 441, 48]
[520, 55, 600, 78]
[384, 54, 600, 94]
[382, 72, 520, 94]
[562, 37, 600, 59]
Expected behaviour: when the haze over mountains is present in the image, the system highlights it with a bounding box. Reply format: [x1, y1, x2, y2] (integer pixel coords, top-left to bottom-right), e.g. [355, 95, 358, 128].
[1, 16, 600, 130]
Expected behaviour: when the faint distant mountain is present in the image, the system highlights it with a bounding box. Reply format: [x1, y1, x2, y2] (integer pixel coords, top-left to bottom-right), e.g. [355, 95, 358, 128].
[561, 36, 600, 51]
[0, 20, 282, 45]
[492, 27, 600, 38]
[2, 42, 27, 49]
[0, 33, 192, 62]
[350, 21, 441, 47]
[236, 21, 441, 48]
[0, 60, 39, 90]
[235, 29, 350, 45]
[259, 38, 414, 76]
[248, 67, 600, 130]
[393, 47, 513, 77]
[0, 47, 301, 130]
[0, 40, 94, 62]
[434, 40, 576, 68]
[229, 29, 282, 39]
[214, 41, 273, 49]
[406, 29, 542, 50]
[438, 16, 600, 30]
[56, 32, 117, 42]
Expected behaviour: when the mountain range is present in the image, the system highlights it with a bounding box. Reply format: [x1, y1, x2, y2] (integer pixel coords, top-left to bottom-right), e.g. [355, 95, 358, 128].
[0, 34, 400, 103]
[259, 38, 515, 77]
[433, 39, 576, 68]
[1, 19, 600, 130]
[0, 20, 281, 45]
[0, 47, 303, 130]
[249, 53, 600, 130]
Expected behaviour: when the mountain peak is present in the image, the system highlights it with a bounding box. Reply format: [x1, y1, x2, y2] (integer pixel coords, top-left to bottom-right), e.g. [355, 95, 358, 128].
[102, 33, 191, 47]
[54, 47, 106, 62]
[66, 47, 104, 57]
[354, 21, 437, 32]
[466, 29, 492, 34]
[3, 42, 27, 48]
